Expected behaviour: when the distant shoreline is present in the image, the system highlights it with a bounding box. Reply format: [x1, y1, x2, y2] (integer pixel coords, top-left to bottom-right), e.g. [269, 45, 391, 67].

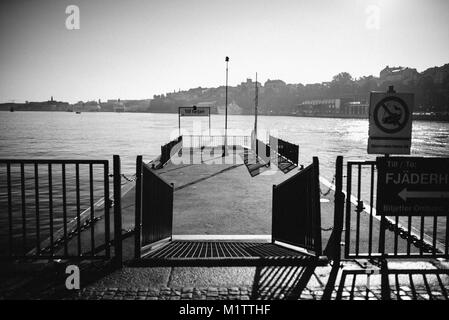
[2, 109, 449, 123]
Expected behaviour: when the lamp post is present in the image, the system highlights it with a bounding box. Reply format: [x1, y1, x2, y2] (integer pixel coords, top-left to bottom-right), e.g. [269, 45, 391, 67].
[224, 56, 229, 156]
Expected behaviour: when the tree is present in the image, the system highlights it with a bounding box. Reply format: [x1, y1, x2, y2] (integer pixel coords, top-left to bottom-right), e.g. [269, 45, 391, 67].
[332, 72, 353, 84]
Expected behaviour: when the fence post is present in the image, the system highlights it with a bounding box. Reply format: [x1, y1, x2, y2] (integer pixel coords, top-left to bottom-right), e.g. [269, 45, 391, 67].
[271, 184, 277, 243]
[325, 156, 344, 262]
[312, 157, 322, 256]
[135, 156, 142, 260]
[113, 155, 122, 267]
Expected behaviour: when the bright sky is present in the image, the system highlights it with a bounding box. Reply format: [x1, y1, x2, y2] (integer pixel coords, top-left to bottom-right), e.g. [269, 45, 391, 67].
[0, 0, 448, 103]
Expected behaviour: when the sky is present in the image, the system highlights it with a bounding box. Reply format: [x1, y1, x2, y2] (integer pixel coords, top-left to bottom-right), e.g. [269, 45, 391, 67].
[0, 0, 448, 103]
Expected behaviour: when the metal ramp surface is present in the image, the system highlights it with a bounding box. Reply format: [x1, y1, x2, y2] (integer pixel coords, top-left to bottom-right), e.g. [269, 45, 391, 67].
[132, 241, 324, 267]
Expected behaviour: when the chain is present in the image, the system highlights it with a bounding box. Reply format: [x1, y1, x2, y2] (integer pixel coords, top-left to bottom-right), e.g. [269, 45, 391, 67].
[321, 226, 334, 231]
[121, 173, 137, 182]
[108, 173, 137, 183]
[320, 175, 335, 196]
[40, 216, 102, 254]
[383, 218, 442, 254]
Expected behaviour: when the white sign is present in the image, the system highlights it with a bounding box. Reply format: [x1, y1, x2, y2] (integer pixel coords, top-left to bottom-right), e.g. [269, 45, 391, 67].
[179, 106, 210, 117]
[367, 92, 414, 154]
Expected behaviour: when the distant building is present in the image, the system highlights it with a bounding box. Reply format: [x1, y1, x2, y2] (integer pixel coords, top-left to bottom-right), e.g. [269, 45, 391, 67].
[217, 101, 242, 115]
[297, 98, 368, 118]
[342, 101, 369, 116]
[298, 99, 342, 115]
[113, 99, 125, 112]
[379, 66, 419, 84]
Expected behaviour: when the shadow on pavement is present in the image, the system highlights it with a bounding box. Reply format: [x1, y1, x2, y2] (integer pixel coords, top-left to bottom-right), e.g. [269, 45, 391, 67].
[334, 266, 449, 300]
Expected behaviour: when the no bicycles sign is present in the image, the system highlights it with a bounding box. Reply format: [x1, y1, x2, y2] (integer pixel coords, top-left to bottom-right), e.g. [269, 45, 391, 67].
[368, 91, 414, 154]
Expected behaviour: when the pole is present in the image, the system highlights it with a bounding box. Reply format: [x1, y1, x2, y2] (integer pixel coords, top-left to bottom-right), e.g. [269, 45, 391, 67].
[134, 155, 142, 260]
[113, 155, 122, 267]
[224, 56, 229, 155]
[178, 107, 181, 137]
[254, 72, 258, 155]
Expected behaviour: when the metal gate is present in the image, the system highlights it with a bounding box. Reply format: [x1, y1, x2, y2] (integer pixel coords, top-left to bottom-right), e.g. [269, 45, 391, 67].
[272, 157, 322, 256]
[341, 158, 449, 259]
[0, 155, 123, 265]
[135, 156, 174, 258]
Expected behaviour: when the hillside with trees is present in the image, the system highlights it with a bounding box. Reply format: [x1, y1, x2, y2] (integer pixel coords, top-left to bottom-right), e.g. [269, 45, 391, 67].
[149, 64, 449, 115]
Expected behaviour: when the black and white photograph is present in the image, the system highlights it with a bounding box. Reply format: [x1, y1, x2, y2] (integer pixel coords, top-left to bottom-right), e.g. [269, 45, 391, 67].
[0, 0, 449, 311]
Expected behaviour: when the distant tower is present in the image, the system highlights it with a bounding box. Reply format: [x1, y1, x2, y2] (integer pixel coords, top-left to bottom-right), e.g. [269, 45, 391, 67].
[51, 96, 54, 102]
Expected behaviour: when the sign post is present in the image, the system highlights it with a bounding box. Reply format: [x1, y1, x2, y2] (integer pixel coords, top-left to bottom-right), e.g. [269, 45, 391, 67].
[368, 87, 414, 155]
[178, 106, 211, 136]
[377, 157, 449, 216]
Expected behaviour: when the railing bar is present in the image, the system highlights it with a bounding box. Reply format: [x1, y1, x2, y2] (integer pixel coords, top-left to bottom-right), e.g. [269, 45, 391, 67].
[20, 163, 27, 255]
[48, 163, 54, 256]
[432, 215, 438, 257]
[368, 163, 374, 256]
[420, 216, 425, 255]
[7, 163, 13, 256]
[62, 164, 68, 256]
[75, 163, 81, 256]
[89, 164, 95, 256]
[345, 164, 352, 258]
[394, 215, 399, 256]
[104, 162, 110, 258]
[0, 159, 109, 164]
[407, 216, 412, 255]
[355, 164, 361, 256]
[446, 216, 449, 256]
[34, 163, 40, 254]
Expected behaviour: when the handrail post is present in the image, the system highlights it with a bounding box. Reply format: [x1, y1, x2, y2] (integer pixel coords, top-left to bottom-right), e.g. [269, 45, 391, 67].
[113, 155, 122, 267]
[313, 157, 322, 256]
[135, 156, 142, 260]
[334, 156, 344, 261]
[271, 184, 276, 244]
[323, 156, 344, 262]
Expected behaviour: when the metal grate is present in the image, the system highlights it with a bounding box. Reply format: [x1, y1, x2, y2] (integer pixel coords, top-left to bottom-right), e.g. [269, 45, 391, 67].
[145, 241, 306, 259]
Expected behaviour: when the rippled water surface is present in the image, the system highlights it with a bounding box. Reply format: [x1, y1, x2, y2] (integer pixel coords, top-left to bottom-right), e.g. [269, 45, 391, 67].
[1, 112, 448, 175]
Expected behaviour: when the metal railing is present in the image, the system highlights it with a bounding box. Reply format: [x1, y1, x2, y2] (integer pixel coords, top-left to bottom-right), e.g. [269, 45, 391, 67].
[272, 157, 322, 255]
[135, 156, 173, 258]
[342, 159, 448, 259]
[182, 135, 250, 149]
[0, 156, 122, 263]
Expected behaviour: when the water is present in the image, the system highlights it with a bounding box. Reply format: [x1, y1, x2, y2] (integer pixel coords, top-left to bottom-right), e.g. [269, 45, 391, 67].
[0, 111, 448, 254]
[1, 111, 448, 175]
